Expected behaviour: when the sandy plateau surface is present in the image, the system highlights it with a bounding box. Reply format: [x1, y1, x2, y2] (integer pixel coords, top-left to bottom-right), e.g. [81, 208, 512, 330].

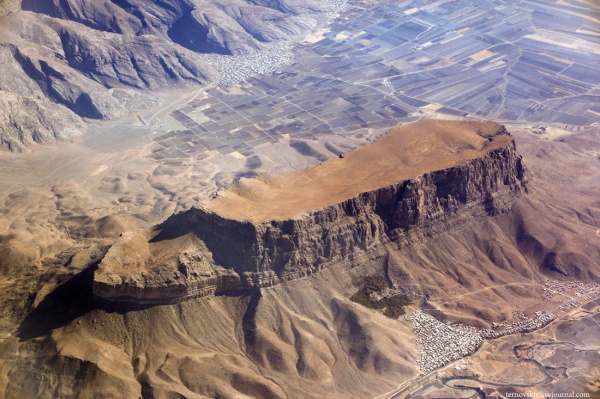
[0, 115, 598, 399]
[206, 120, 509, 221]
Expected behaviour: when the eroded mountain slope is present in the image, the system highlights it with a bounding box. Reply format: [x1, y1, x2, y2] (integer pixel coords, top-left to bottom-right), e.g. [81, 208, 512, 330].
[0, 123, 598, 398]
[0, 0, 343, 150]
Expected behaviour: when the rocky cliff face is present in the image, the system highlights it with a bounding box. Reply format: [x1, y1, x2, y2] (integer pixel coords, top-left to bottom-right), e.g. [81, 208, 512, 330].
[192, 137, 525, 274]
[93, 125, 528, 304]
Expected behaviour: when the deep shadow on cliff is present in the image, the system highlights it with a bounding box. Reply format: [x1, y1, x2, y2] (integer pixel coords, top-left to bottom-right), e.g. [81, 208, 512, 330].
[95, 121, 532, 305]
[17, 265, 97, 341]
[3, 125, 599, 399]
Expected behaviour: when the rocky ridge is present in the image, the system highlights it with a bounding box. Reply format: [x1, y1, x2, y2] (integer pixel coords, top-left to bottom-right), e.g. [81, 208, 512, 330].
[0, 0, 346, 150]
[93, 121, 529, 304]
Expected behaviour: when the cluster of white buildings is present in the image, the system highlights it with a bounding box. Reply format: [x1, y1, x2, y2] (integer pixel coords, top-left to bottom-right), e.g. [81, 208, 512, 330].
[203, 0, 350, 86]
[325, 0, 349, 16]
[406, 281, 600, 375]
[407, 311, 484, 375]
[573, 281, 599, 302]
[408, 309, 555, 374]
[557, 299, 581, 311]
[205, 43, 294, 86]
[483, 311, 554, 338]
[543, 280, 599, 303]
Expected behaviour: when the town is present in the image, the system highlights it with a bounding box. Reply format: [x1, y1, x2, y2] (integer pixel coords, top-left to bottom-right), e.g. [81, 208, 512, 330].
[204, 43, 295, 86]
[407, 279, 600, 375]
[148, 0, 600, 163]
[408, 311, 484, 375]
[408, 309, 556, 375]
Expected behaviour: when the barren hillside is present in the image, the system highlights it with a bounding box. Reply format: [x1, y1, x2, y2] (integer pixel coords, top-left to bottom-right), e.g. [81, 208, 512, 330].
[0, 121, 598, 398]
[0, 0, 344, 150]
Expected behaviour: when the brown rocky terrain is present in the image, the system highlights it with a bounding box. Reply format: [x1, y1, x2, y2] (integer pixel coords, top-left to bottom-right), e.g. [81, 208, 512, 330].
[0, 120, 598, 398]
[206, 120, 514, 221]
[93, 120, 529, 305]
[0, 0, 344, 150]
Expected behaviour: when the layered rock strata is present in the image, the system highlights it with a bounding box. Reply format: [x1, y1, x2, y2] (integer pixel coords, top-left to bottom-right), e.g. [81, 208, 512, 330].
[93, 120, 528, 304]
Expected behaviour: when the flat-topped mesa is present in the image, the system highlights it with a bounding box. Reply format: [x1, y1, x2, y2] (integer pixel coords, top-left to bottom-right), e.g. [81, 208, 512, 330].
[93, 120, 528, 305]
[206, 120, 515, 222]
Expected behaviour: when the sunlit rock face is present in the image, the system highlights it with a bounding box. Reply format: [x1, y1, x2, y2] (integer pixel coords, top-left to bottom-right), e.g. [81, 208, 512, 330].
[93, 120, 528, 305]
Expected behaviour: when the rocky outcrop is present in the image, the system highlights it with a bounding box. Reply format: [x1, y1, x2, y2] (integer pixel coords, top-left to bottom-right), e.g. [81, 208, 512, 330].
[0, 90, 85, 152]
[191, 139, 526, 275]
[93, 123, 528, 305]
